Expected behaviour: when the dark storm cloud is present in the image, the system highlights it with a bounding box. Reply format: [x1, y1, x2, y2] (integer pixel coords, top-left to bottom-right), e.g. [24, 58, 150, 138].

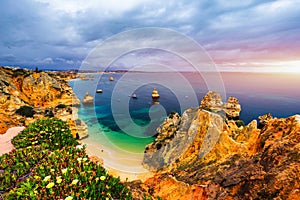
[0, 0, 299, 71]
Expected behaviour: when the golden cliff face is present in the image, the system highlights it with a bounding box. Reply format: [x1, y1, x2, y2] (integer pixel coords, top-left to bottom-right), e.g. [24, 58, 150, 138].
[0, 66, 87, 139]
[133, 92, 300, 200]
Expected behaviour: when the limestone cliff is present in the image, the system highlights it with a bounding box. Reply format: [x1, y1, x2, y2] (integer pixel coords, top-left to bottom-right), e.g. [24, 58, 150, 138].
[133, 91, 300, 200]
[0, 66, 87, 138]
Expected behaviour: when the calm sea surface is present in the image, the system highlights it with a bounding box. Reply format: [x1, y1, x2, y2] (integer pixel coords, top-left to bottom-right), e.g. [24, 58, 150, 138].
[69, 72, 300, 153]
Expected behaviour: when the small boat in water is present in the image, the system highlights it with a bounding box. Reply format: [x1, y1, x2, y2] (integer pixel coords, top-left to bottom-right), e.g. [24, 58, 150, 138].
[152, 88, 160, 99]
[131, 93, 137, 99]
[96, 89, 103, 93]
[109, 76, 114, 81]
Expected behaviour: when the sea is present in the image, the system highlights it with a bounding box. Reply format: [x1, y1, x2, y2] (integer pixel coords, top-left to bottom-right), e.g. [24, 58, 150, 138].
[69, 72, 300, 155]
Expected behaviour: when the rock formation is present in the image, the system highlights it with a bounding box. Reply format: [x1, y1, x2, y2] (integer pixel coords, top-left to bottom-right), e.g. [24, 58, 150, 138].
[82, 92, 94, 104]
[200, 91, 241, 119]
[0, 66, 87, 139]
[259, 113, 273, 126]
[133, 91, 300, 200]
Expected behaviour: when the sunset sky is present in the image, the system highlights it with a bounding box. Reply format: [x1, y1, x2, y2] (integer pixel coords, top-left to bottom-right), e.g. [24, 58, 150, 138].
[0, 0, 300, 72]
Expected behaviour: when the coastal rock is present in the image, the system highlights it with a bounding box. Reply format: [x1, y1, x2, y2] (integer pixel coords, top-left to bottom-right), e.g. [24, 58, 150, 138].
[258, 113, 273, 127]
[82, 92, 94, 104]
[224, 96, 241, 119]
[0, 66, 86, 138]
[200, 91, 223, 112]
[128, 174, 207, 200]
[138, 91, 300, 199]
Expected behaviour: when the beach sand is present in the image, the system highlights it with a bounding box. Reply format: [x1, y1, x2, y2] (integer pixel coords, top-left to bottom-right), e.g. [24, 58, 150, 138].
[0, 127, 25, 156]
[82, 136, 154, 182]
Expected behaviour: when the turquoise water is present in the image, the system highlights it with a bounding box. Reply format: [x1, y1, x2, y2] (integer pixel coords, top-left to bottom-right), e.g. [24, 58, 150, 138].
[70, 72, 300, 154]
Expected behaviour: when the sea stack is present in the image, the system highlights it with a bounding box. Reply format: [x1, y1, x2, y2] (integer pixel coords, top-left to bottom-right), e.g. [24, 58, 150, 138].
[82, 92, 93, 104]
[152, 88, 160, 99]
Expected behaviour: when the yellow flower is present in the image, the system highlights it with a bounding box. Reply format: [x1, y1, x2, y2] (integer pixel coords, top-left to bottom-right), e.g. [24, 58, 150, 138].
[62, 168, 68, 174]
[100, 176, 106, 181]
[83, 157, 88, 162]
[77, 158, 82, 162]
[106, 198, 109, 200]
[65, 196, 73, 200]
[71, 179, 79, 185]
[56, 178, 62, 184]
[46, 182, 55, 188]
[50, 169, 55, 172]
[43, 175, 51, 182]
[34, 175, 40, 180]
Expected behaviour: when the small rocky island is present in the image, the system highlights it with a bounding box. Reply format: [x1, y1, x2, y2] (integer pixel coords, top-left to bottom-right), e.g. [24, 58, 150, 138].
[128, 91, 300, 200]
[82, 92, 94, 105]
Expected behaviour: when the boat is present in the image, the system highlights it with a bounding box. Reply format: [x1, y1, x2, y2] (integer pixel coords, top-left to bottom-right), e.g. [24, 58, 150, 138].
[96, 89, 103, 93]
[109, 76, 114, 81]
[152, 88, 160, 99]
[131, 93, 137, 99]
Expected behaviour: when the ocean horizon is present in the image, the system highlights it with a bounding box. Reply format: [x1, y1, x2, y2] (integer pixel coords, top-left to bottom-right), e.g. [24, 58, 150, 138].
[69, 71, 300, 154]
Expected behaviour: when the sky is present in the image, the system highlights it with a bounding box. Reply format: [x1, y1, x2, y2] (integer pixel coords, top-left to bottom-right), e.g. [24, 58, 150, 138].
[0, 0, 300, 72]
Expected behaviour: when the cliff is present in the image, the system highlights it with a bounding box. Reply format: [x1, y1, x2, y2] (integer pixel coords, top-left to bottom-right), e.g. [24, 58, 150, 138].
[130, 91, 300, 200]
[0, 66, 87, 139]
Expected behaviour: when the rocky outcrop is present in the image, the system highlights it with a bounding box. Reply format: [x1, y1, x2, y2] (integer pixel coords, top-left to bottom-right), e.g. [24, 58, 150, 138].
[0, 66, 87, 139]
[137, 91, 300, 199]
[200, 91, 241, 119]
[258, 113, 273, 126]
[82, 92, 94, 104]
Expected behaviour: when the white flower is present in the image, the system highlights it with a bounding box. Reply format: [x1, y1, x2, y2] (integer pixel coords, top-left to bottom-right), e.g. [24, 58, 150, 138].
[76, 145, 83, 149]
[62, 168, 68, 174]
[43, 175, 51, 182]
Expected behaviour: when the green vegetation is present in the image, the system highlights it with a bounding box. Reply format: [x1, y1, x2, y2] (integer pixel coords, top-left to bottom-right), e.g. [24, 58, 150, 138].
[12, 118, 78, 150]
[15, 105, 35, 117]
[1, 118, 132, 199]
[235, 120, 245, 128]
[56, 103, 67, 109]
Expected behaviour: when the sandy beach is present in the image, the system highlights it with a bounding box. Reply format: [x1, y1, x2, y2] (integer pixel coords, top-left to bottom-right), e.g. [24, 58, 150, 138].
[0, 127, 25, 156]
[81, 136, 154, 182]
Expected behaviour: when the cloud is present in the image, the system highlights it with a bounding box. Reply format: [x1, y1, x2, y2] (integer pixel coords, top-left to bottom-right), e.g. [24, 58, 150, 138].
[0, 0, 299, 71]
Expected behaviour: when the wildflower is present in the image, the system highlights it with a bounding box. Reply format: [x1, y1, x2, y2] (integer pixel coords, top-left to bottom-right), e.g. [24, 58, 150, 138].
[34, 175, 40, 180]
[62, 168, 68, 174]
[106, 198, 110, 200]
[56, 178, 62, 184]
[46, 182, 55, 188]
[50, 169, 55, 172]
[100, 176, 106, 181]
[43, 175, 51, 182]
[65, 196, 73, 200]
[83, 157, 88, 162]
[95, 177, 99, 181]
[77, 157, 82, 162]
[71, 179, 79, 185]
[75, 145, 83, 149]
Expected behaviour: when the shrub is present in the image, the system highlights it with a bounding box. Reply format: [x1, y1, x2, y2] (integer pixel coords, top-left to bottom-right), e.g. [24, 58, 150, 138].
[56, 104, 66, 109]
[1, 118, 132, 199]
[15, 106, 35, 117]
[12, 118, 78, 150]
[235, 120, 245, 128]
